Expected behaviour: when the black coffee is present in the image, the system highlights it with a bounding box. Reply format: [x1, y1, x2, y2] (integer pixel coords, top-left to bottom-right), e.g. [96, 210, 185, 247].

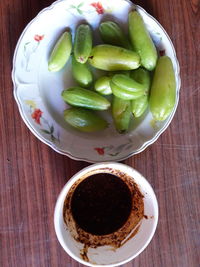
[71, 173, 132, 235]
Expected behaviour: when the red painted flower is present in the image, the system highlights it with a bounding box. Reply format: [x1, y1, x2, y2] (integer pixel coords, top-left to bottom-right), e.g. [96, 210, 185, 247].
[159, 49, 165, 56]
[94, 147, 105, 155]
[31, 109, 43, 124]
[91, 2, 104, 14]
[34, 34, 44, 42]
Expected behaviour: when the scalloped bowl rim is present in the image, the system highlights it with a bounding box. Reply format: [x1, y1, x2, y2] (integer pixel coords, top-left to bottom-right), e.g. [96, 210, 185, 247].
[12, 0, 181, 163]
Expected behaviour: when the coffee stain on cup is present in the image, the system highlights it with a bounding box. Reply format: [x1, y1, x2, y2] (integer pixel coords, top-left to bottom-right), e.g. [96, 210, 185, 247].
[63, 167, 144, 262]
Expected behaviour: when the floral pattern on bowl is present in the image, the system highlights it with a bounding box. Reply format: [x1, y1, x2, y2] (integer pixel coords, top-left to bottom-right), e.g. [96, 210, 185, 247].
[12, 0, 181, 162]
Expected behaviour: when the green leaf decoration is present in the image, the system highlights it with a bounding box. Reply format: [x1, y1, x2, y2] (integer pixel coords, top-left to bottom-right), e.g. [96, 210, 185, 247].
[77, 2, 84, 8]
[77, 8, 83, 14]
[51, 135, 56, 142]
[50, 125, 54, 134]
[42, 129, 51, 134]
[109, 152, 120, 156]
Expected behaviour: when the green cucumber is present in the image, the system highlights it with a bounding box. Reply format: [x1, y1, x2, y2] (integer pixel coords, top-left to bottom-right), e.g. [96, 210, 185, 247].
[129, 11, 158, 71]
[94, 76, 112, 95]
[112, 96, 131, 133]
[88, 45, 140, 71]
[131, 68, 151, 117]
[74, 24, 92, 64]
[64, 107, 108, 132]
[99, 21, 131, 49]
[149, 56, 176, 121]
[111, 74, 146, 100]
[48, 30, 72, 72]
[72, 56, 93, 88]
[62, 87, 110, 110]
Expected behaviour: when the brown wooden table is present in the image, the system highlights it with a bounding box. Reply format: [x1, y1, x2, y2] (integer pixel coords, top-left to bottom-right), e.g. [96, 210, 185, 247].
[0, 0, 200, 266]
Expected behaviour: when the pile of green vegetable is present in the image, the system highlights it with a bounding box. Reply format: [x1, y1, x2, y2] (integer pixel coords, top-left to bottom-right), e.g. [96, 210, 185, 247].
[48, 11, 176, 133]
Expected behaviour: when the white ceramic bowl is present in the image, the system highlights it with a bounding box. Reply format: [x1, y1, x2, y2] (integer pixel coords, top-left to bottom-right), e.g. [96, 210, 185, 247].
[54, 162, 158, 266]
[12, 0, 181, 162]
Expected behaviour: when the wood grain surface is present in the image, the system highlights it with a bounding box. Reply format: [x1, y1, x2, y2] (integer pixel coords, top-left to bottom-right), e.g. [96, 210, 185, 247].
[0, 0, 200, 266]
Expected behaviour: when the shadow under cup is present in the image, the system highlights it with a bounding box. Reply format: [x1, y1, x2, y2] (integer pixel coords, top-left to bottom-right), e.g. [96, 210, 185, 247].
[54, 163, 158, 267]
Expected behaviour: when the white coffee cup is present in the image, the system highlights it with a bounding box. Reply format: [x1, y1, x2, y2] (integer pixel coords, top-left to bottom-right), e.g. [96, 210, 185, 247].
[54, 162, 158, 266]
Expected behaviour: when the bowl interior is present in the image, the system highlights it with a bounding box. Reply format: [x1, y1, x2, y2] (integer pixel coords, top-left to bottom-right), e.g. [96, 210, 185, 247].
[13, 0, 180, 162]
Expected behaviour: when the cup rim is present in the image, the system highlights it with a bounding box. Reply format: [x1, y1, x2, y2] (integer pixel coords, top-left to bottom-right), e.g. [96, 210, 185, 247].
[54, 162, 159, 267]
